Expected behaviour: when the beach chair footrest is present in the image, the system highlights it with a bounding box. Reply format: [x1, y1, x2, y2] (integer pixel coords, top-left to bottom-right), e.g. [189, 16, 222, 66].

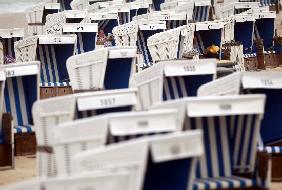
[40, 86, 73, 99]
[15, 133, 36, 156]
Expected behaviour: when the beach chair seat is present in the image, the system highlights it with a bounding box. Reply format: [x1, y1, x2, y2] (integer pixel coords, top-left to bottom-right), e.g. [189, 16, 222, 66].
[75, 88, 139, 119]
[32, 95, 76, 176]
[198, 72, 282, 186]
[1, 62, 40, 156]
[53, 116, 108, 175]
[0, 28, 24, 60]
[133, 59, 216, 109]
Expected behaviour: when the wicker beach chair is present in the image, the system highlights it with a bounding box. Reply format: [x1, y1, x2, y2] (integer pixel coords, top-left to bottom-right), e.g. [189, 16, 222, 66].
[1, 62, 40, 157]
[132, 59, 216, 109]
[32, 95, 76, 177]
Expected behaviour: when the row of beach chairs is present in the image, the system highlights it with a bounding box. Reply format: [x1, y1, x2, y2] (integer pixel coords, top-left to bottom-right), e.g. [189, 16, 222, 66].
[0, 0, 282, 189]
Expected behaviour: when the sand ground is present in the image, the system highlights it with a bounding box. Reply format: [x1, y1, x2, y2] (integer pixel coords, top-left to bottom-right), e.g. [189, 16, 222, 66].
[0, 5, 282, 190]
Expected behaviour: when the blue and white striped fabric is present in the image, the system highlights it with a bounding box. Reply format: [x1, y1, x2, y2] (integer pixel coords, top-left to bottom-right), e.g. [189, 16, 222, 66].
[2, 37, 21, 58]
[74, 32, 97, 54]
[36, 44, 75, 87]
[118, 12, 130, 25]
[193, 6, 210, 22]
[234, 21, 254, 54]
[166, 20, 187, 30]
[255, 18, 275, 50]
[243, 53, 257, 58]
[59, 0, 72, 10]
[3, 76, 38, 134]
[260, 0, 275, 6]
[258, 146, 282, 154]
[185, 116, 255, 190]
[137, 29, 163, 68]
[163, 75, 214, 100]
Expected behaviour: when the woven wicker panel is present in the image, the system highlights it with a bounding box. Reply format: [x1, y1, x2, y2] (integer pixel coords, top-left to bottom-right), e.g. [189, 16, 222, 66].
[147, 27, 182, 63]
[44, 12, 66, 35]
[14, 36, 38, 62]
[113, 21, 138, 47]
[180, 24, 196, 57]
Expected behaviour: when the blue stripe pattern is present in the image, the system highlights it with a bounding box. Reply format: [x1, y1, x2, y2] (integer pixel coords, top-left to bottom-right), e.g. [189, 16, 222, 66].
[118, 12, 130, 25]
[193, 6, 210, 22]
[185, 115, 256, 190]
[166, 20, 187, 30]
[137, 29, 163, 68]
[36, 44, 74, 87]
[153, 0, 165, 11]
[75, 32, 97, 54]
[260, 0, 275, 6]
[162, 75, 214, 101]
[3, 76, 37, 134]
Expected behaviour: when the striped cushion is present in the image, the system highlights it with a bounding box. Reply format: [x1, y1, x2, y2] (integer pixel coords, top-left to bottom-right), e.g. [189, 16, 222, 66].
[37, 44, 75, 87]
[258, 146, 282, 154]
[14, 125, 34, 134]
[3, 76, 37, 133]
[40, 81, 71, 87]
[193, 176, 254, 190]
[260, 0, 275, 6]
[193, 6, 210, 22]
[243, 53, 257, 58]
[137, 30, 163, 68]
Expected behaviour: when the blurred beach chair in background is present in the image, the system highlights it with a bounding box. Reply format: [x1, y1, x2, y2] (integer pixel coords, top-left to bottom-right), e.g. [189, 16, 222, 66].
[67, 47, 137, 91]
[75, 128, 203, 190]
[37, 12, 77, 98]
[32, 95, 76, 177]
[133, 59, 216, 109]
[0, 61, 40, 158]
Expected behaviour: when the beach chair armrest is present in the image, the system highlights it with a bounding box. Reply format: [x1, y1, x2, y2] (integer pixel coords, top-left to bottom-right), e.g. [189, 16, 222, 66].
[2, 113, 13, 144]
